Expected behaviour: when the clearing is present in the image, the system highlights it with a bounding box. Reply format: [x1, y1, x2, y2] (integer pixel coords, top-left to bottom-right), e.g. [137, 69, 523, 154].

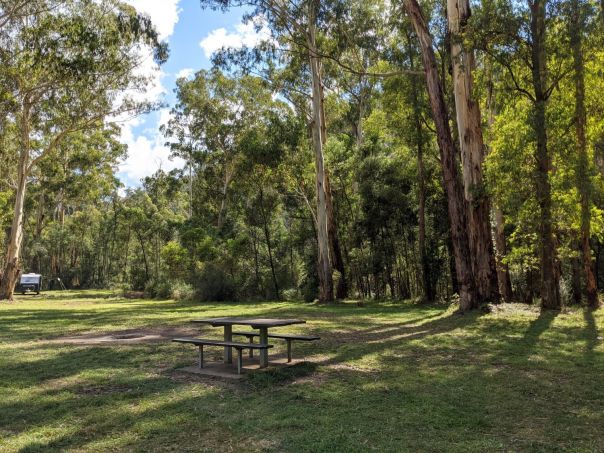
[1, 291, 603, 452]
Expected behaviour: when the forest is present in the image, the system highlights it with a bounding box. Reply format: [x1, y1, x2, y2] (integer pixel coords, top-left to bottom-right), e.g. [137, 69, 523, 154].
[1, 0, 603, 311]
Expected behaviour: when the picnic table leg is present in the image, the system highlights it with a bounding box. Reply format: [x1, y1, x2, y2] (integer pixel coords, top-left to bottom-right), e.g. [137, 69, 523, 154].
[286, 339, 292, 363]
[248, 336, 254, 358]
[224, 325, 233, 364]
[199, 345, 204, 369]
[259, 327, 269, 368]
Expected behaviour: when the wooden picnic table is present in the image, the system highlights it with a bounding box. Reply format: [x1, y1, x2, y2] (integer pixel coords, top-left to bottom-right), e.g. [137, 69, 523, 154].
[191, 317, 306, 367]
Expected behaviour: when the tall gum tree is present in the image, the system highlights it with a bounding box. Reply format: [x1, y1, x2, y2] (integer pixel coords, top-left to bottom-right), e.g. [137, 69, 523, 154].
[0, 0, 166, 300]
[529, 0, 560, 309]
[307, 0, 333, 301]
[485, 63, 513, 302]
[447, 0, 499, 302]
[404, 0, 479, 310]
[569, 0, 599, 308]
[199, 0, 342, 301]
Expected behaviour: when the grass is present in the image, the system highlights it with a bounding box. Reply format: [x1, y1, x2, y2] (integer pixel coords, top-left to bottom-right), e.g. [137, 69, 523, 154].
[1, 290, 603, 452]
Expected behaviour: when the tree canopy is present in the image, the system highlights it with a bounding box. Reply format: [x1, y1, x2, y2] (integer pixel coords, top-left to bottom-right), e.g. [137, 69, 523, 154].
[0, 0, 603, 310]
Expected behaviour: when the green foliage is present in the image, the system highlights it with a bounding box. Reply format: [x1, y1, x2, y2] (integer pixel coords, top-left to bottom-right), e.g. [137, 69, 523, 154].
[193, 262, 236, 301]
[3, 0, 604, 304]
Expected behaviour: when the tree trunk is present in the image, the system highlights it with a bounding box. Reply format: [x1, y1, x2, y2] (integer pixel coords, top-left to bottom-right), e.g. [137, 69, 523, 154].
[486, 63, 514, 303]
[0, 151, 28, 300]
[404, 0, 479, 311]
[135, 230, 149, 284]
[447, 0, 499, 303]
[251, 229, 262, 294]
[217, 165, 233, 230]
[33, 190, 46, 273]
[259, 188, 280, 299]
[530, 0, 561, 310]
[0, 105, 31, 301]
[494, 206, 514, 302]
[318, 59, 347, 299]
[570, 0, 599, 308]
[417, 120, 431, 302]
[571, 242, 583, 305]
[325, 171, 347, 298]
[307, 0, 333, 302]
[405, 32, 432, 302]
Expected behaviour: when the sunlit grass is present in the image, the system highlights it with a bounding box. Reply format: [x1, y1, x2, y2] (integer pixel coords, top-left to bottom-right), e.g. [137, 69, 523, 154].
[1, 291, 603, 452]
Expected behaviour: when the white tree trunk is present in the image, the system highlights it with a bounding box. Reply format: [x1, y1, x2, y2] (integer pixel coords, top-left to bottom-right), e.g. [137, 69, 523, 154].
[0, 149, 28, 300]
[447, 0, 499, 302]
[307, 0, 333, 302]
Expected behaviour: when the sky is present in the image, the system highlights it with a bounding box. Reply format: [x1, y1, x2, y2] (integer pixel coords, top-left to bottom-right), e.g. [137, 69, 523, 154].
[118, 0, 261, 188]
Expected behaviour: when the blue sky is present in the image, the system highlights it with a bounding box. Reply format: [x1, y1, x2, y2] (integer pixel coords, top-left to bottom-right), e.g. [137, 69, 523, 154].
[118, 0, 258, 187]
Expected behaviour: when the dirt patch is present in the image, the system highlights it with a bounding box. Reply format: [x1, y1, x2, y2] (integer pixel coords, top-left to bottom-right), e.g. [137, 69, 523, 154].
[48, 326, 199, 345]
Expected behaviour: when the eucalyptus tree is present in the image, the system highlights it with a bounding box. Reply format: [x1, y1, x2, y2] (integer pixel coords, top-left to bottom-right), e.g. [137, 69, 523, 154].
[24, 125, 126, 280]
[569, 0, 599, 308]
[165, 70, 287, 230]
[472, 0, 577, 309]
[198, 0, 342, 301]
[0, 0, 166, 299]
[447, 0, 499, 302]
[403, 0, 479, 310]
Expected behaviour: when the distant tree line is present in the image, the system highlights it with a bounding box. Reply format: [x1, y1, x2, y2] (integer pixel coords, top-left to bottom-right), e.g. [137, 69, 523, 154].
[1, 0, 603, 310]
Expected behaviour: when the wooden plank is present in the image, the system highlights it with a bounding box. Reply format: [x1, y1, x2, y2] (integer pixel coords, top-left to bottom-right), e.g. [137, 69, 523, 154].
[191, 317, 306, 328]
[232, 331, 320, 341]
[172, 338, 272, 349]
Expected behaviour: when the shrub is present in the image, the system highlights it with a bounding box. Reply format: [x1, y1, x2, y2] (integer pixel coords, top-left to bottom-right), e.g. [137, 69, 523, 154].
[171, 281, 195, 301]
[194, 262, 236, 301]
[144, 277, 173, 299]
[282, 288, 299, 301]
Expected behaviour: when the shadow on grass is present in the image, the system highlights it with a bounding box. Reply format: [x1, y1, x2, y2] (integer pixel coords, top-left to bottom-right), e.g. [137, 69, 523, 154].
[521, 309, 559, 351]
[247, 362, 318, 389]
[3, 301, 604, 452]
[583, 308, 599, 358]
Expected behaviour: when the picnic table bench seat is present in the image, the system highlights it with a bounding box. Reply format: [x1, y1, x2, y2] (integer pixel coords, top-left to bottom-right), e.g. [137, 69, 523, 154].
[232, 331, 320, 362]
[172, 337, 272, 374]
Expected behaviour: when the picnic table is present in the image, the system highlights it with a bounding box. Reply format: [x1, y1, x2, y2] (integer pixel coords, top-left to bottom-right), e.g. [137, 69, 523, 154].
[191, 317, 305, 367]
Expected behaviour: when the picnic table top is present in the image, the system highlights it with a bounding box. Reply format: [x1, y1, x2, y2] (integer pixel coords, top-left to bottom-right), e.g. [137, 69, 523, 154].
[191, 317, 306, 328]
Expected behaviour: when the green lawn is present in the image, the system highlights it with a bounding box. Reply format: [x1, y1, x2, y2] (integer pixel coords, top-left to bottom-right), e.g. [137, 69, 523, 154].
[1, 291, 603, 452]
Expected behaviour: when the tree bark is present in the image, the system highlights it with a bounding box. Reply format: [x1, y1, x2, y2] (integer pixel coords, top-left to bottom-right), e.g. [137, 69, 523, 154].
[493, 206, 514, 302]
[325, 171, 347, 298]
[530, 0, 560, 310]
[570, 0, 599, 308]
[0, 153, 28, 300]
[0, 106, 31, 300]
[404, 0, 479, 311]
[307, 0, 333, 302]
[447, 0, 499, 303]
[318, 61, 347, 299]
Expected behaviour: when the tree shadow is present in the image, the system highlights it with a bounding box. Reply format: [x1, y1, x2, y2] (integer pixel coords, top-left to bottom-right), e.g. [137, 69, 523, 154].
[583, 308, 599, 360]
[310, 310, 486, 369]
[520, 309, 559, 352]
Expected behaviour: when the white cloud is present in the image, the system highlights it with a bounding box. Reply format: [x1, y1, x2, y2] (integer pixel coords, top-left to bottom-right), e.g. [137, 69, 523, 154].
[116, 1, 184, 187]
[124, 0, 182, 41]
[118, 109, 185, 183]
[176, 68, 195, 80]
[200, 21, 271, 58]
